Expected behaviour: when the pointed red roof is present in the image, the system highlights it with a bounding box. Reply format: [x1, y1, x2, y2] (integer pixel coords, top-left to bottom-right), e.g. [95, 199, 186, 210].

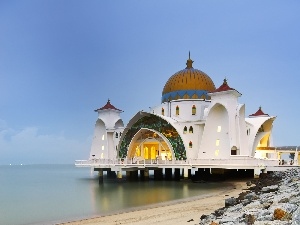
[94, 99, 122, 112]
[210, 79, 236, 93]
[249, 106, 269, 117]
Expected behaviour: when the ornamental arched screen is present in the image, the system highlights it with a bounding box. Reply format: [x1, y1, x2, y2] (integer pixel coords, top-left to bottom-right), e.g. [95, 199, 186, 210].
[119, 114, 186, 160]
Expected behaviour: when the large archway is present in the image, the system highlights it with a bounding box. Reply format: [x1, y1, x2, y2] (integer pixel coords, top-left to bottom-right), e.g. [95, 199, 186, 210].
[127, 128, 173, 160]
[119, 114, 186, 159]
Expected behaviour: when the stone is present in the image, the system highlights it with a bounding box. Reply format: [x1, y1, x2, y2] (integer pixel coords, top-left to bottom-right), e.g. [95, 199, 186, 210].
[225, 197, 238, 207]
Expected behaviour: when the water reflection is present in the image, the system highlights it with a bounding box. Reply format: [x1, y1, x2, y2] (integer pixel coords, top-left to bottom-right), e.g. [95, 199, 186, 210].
[88, 178, 227, 215]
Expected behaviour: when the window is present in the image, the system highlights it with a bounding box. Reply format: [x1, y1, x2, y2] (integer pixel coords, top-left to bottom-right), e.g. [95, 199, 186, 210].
[189, 126, 193, 133]
[161, 108, 164, 116]
[231, 146, 237, 155]
[176, 105, 179, 115]
[102, 135, 105, 140]
[102, 145, 104, 150]
[215, 150, 219, 156]
[189, 141, 193, 148]
[217, 126, 221, 132]
[192, 105, 196, 115]
[101, 153, 104, 159]
[216, 139, 220, 146]
[183, 126, 187, 134]
[115, 132, 118, 138]
[120, 132, 122, 137]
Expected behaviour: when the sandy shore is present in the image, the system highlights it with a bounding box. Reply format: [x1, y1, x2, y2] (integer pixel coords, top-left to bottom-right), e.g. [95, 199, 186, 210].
[58, 180, 249, 225]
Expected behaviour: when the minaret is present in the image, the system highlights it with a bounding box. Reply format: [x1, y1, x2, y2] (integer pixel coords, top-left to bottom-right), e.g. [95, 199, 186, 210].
[90, 99, 124, 160]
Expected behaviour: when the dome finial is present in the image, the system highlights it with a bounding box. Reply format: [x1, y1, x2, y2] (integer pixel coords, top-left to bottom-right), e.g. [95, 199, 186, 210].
[186, 51, 194, 69]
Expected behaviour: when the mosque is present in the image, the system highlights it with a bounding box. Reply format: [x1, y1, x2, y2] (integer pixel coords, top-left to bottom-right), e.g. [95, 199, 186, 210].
[76, 54, 299, 181]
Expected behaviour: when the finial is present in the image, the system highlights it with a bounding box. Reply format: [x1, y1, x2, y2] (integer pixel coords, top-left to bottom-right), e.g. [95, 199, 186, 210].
[186, 51, 194, 69]
[223, 77, 227, 84]
[108, 98, 110, 103]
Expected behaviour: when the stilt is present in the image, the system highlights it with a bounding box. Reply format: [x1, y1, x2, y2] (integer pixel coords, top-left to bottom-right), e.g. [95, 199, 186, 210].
[143, 169, 149, 181]
[183, 167, 189, 180]
[254, 167, 261, 178]
[98, 170, 103, 184]
[126, 171, 131, 180]
[117, 171, 123, 180]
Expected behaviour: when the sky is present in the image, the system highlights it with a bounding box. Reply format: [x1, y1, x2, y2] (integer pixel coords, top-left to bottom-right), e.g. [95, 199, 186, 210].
[0, 1, 300, 165]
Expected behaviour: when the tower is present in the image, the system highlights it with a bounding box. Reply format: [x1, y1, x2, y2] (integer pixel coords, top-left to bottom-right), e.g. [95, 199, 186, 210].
[89, 99, 124, 160]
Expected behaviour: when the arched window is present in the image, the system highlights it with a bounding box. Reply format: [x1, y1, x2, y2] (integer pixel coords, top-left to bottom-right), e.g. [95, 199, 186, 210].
[189, 141, 193, 148]
[176, 106, 179, 115]
[161, 108, 164, 116]
[192, 105, 196, 115]
[189, 126, 193, 133]
[120, 132, 122, 137]
[183, 126, 187, 134]
[115, 132, 118, 138]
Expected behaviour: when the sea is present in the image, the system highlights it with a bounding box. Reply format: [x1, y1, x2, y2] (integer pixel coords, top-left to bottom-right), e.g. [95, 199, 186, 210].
[0, 164, 232, 225]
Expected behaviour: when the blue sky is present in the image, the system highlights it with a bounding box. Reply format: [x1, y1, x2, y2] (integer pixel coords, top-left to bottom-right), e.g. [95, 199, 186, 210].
[0, 1, 299, 164]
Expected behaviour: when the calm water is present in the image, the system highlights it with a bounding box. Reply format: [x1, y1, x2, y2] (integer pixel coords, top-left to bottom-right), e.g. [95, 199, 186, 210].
[0, 164, 231, 225]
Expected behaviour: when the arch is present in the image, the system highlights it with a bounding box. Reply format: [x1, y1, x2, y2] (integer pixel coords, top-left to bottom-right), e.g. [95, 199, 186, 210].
[161, 108, 165, 116]
[119, 114, 186, 159]
[127, 128, 174, 160]
[90, 119, 106, 159]
[115, 119, 124, 128]
[231, 146, 238, 155]
[189, 126, 193, 133]
[115, 132, 118, 138]
[189, 141, 193, 148]
[199, 103, 230, 158]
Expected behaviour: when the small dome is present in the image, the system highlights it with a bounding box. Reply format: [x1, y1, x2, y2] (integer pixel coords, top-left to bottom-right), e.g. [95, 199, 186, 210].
[162, 54, 215, 103]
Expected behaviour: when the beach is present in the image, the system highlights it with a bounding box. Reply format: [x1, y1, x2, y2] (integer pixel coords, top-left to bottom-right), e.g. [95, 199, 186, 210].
[59, 181, 248, 225]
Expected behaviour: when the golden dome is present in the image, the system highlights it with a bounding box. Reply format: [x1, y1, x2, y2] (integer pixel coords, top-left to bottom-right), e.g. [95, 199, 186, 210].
[161, 54, 216, 103]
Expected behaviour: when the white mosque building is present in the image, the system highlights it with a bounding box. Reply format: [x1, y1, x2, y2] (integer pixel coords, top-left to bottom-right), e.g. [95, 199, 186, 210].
[76, 54, 299, 179]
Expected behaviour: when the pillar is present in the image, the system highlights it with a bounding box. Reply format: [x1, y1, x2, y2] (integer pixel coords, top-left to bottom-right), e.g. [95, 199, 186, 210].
[117, 171, 123, 179]
[254, 167, 261, 179]
[98, 170, 103, 184]
[126, 171, 131, 180]
[183, 167, 189, 180]
[143, 169, 149, 181]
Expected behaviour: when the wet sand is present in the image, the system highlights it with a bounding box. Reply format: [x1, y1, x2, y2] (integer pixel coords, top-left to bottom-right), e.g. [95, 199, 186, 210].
[58, 180, 248, 225]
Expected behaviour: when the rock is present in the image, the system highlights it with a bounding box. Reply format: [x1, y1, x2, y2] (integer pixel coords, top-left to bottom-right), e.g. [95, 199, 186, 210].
[279, 197, 289, 203]
[244, 214, 255, 224]
[209, 222, 219, 225]
[200, 214, 208, 220]
[261, 185, 279, 193]
[225, 197, 238, 207]
[292, 206, 300, 225]
[273, 208, 292, 221]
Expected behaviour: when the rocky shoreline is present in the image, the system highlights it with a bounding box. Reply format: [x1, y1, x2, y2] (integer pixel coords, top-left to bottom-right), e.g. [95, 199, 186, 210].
[199, 168, 300, 225]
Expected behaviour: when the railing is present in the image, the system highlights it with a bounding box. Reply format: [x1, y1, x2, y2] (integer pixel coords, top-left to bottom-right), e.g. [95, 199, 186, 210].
[75, 156, 286, 168]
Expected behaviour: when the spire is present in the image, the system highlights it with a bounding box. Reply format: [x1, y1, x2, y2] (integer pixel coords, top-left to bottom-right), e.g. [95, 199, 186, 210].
[249, 106, 269, 117]
[186, 51, 194, 69]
